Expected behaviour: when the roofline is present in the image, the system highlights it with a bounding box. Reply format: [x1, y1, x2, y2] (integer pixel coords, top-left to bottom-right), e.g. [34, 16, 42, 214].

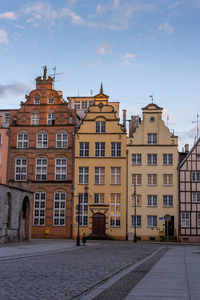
[0, 183, 33, 194]
[179, 136, 200, 168]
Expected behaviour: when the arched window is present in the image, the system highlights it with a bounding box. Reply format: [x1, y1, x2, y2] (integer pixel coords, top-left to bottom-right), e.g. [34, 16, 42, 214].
[17, 131, 29, 148]
[34, 95, 40, 105]
[33, 191, 46, 226]
[37, 130, 48, 148]
[56, 130, 68, 148]
[31, 110, 39, 125]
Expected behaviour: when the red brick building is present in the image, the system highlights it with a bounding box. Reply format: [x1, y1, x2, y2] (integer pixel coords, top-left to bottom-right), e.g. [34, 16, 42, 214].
[8, 68, 76, 238]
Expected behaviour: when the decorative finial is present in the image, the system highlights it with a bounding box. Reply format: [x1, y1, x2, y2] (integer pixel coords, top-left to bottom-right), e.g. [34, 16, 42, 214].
[100, 82, 103, 94]
[149, 95, 153, 103]
[43, 66, 47, 80]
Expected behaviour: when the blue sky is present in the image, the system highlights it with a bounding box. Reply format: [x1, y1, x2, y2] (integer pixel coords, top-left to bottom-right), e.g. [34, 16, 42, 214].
[0, 0, 200, 149]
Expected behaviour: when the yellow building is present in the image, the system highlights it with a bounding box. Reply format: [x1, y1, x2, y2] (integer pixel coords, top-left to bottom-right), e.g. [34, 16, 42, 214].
[73, 86, 127, 240]
[127, 103, 178, 241]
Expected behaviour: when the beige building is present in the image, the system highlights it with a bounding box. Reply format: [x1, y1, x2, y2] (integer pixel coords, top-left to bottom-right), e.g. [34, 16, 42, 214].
[127, 103, 178, 241]
[72, 87, 127, 240]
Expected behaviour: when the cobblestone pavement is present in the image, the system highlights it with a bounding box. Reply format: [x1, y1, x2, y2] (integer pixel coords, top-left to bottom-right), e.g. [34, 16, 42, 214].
[0, 241, 160, 300]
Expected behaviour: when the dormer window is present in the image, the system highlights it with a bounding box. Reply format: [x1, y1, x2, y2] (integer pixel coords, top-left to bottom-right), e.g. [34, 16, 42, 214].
[49, 97, 54, 104]
[47, 112, 55, 125]
[34, 95, 40, 105]
[96, 121, 105, 133]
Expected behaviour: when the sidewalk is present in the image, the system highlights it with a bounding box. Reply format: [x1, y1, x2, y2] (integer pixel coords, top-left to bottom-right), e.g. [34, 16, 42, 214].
[126, 245, 200, 300]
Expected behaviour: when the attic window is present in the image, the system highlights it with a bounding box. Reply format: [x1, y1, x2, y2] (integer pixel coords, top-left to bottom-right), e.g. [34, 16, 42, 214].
[34, 95, 40, 104]
[49, 97, 54, 104]
[150, 116, 155, 122]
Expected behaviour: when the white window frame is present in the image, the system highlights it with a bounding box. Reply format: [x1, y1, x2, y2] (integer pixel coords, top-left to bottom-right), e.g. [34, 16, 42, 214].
[78, 193, 88, 226]
[192, 193, 200, 203]
[17, 132, 29, 148]
[163, 174, 173, 185]
[79, 142, 89, 157]
[34, 95, 40, 105]
[79, 167, 89, 184]
[74, 101, 80, 109]
[147, 174, 157, 185]
[147, 195, 157, 207]
[54, 192, 66, 226]
[132, 154, 141, 165]
[56, 132, 68, 148]
[131, 215, 141, 227]
[111, 167, 121, 184]
[33, 192, 46, 226]
[163, 154, 173, 165]
[31, 113, 39, 125]
[95, 167, 105, 184]
[81, 101, 87, 109]
[111, 142, 121, 157]
[147, 215, 157, 227]
[147, 133, 157, 144]
[132, 174, 142, 185]
[163, 195, 173, 207]
[94, 193, 104, 204]
[37, 133, 48, 148]
[47, 112, 55, 125]
[48, 96, 54, 104]
[36, 158, 47, 181]
[55, 158, 67, 181]
[110, 193, 120, 227]
[96, 121, 105, 133]
[147, 154, 157, 165]
[192, 172, 200, 182]
[95, 142, 105, 157]
[4, 113, 10, 124]
[181, 212, 190, 227]
[15, 158, 27, 181]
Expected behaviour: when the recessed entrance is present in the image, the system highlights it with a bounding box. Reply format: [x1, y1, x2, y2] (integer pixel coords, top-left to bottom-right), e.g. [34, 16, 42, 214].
[21, 196, 30, 240]
[165, 215, 174, 237]
[92, 213, 106, 235]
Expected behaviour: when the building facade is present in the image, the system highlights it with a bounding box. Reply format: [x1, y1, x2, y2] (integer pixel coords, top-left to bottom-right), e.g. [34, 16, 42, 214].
[73, 88, 127, 240]
[0, 115, 10, 184]
[7, 68, 76, 239]
[179, 138, 200, 242]
[127, 103, 178, 241]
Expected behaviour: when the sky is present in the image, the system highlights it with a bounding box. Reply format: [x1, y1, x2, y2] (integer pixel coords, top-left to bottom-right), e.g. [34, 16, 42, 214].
[0, 0, 200, 150]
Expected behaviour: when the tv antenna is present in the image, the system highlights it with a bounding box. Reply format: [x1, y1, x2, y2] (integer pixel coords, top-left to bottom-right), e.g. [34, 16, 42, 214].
[50, 66, 63, 88]
[192, 113, 199, 140]
[149, 95, 154, 103]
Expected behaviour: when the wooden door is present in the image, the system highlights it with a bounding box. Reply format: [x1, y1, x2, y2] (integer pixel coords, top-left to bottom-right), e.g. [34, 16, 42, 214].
[92, 213, 106, 235]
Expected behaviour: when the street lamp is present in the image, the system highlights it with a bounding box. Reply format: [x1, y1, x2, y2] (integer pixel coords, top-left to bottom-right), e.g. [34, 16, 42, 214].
[133, 184, 137, 243]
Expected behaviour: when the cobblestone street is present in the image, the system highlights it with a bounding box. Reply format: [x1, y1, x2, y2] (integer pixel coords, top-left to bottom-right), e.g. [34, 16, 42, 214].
[0, 240, 160, 300]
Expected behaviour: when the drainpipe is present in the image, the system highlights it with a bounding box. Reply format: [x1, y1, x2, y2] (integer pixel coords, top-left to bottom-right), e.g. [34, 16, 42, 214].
[126, 149, 129, 240]
[71, 130, 75, 239]
[123, 110, 127, 132]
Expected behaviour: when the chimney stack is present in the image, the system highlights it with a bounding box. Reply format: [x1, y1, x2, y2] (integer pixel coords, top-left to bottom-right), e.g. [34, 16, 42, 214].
[129, 116, 140, 137]
[185, 144, 189, 153]
[123, 109, 126, 131]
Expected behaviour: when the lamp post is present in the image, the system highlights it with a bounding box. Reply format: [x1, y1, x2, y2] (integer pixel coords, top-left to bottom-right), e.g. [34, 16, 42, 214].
[133, 184, 137, 243]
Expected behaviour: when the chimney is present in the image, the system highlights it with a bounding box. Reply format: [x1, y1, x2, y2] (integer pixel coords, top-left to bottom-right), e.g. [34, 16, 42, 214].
[185, 144, 189, 153]
[129, 115, 140, 137]
[123, 109, 126, 131]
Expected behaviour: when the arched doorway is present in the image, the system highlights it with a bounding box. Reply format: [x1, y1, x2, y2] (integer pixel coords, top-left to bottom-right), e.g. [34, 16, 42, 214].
[21, 196, 30, 240]
[92, 213, 106, 235]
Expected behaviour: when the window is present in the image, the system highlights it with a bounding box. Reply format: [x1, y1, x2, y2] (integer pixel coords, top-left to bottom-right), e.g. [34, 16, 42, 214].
[163, 174, 173, 185]
[36, 158, 47, 181]
[95, 142, 105, 157]
[0, 134, 2, 145]
[197, 155, 200, 161]
[132, 194, 142, 206]
[181, 212, 190, 227]
[54, 192, 66, 226]
[132, 174, 142, 185]
[147, 195, 157, 207]
[147, 215, 157, 227]
[49, 97, 54, 104]
[55, 158, 67, 180]
[31, 112, 39, 125]
[197, 214, 200, 228]
[147, 133, 157, 144]
[15, 158, 27, 181]
[147, 154, 157, 165]
[96, 121, 105, 133]
[0, 152, 1, 165]
[56, 132, 68, 148]
[89, 100, 94, 106]
[132, 154, 141, 165]
[110, 194, 120, 227]
[95, 167, 105, 184]
[163, 154, 173, 165]
[163, 195, 173, 207]
[147, 174, 157, 185]
[111, 142, 121, 157]
[82, 101, 87, 109]
[79, 167, 89, 184]
[17, 132, 29, 148]
[131, 215, 141, 227]
[4, 113, 10, 124]
[79, 142, 89, 157]
[74, 101, 80, 109]
[111, 167, 121, 184]
[47, 112, 55, 125]
[37, 133, 48, 148]
[34, 192, 46, 226]
[94, 193, 104, 204]
[78, 193, 88, 226]
[192, 193, 200, 203]
[192, 172, 200, 182]
[34, 95, 40, 104]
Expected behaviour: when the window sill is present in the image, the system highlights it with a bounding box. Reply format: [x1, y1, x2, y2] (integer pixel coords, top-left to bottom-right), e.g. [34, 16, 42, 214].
[147, 205, 157, 207]
[163, 206, 173, 208]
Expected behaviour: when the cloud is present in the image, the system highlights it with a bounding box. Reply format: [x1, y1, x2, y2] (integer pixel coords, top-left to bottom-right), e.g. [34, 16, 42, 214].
[158, 22, 174, 34]
[124, 53, 136, 59]
[0, 29, 8, 44]
[0, 82, 31, 99]
[121, 52, 136, 65]
[113, 0, 120, 9]
[97, 42, 113, 55]
[85, 60, 101, 67]
[0, 11, 17, 20]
